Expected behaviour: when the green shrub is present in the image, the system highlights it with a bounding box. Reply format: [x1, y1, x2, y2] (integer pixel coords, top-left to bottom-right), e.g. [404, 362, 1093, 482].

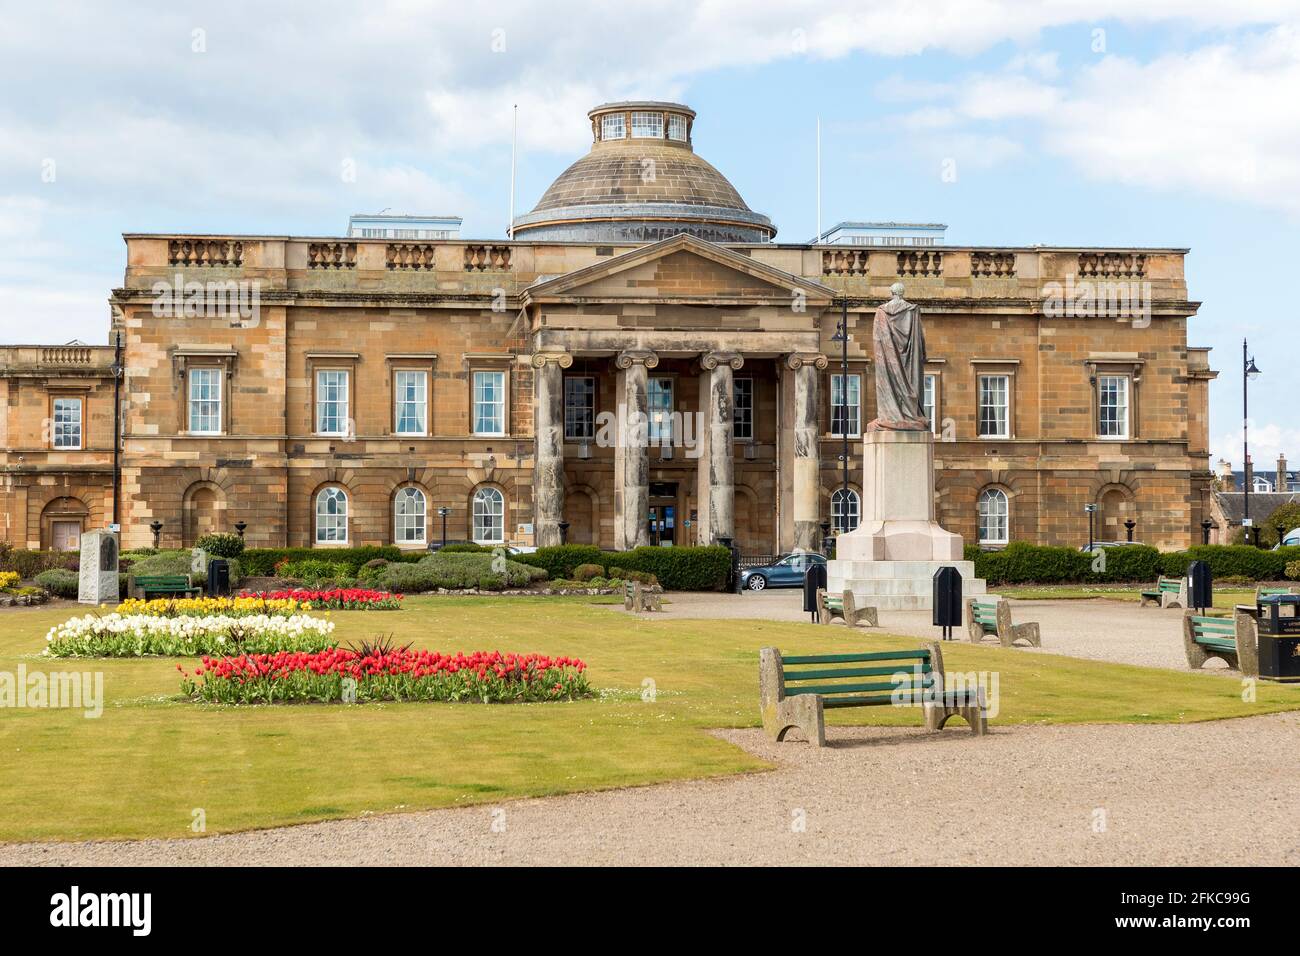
[438, 543, 489, 553]
[35, 568, 79, 598]
[613, 546, 729, 590]
[375, 552, 541, 592]
[1160, 545, 1300, 581]
[276, 558, 352, 587]
[240, 546, 404, 576]
[607, 566, 658, 586]
[195, 532, 245, 558]
[572, 563, 604, 582]
[1286, 561, 1300, 581]
[129, 550, 242, 587]
[515, 545, 605, 579]
[0, 549, 78, 580]
[1089, 544, 1162, 583]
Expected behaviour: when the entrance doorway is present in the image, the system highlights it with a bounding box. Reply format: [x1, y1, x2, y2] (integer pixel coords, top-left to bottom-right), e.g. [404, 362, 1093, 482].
[52, 520, 82, 552]
[648, 481, 677, 546]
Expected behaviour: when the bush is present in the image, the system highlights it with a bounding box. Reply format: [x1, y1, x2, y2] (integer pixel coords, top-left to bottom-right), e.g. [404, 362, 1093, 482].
[437, 543, 490, 553]
[613, 546, 730, 590]
[607, 567, 658, 586]
[515, 545, 605, 580]
[275, 558, 353, 588]
[195, 532, 245, 559]
[572, 563, 604, 582]
[376, 552, 543, 592]
[1286, 561, 1300, 581]
[35, 568, 79, 598]
[240, 546, 405, 577]
[0, 549, 79, 580]
[130, 549, 243, 587]
[1159, 545, 1300, 581]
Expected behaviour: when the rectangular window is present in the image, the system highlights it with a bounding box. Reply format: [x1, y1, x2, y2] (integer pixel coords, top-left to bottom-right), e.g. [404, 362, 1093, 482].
[830, 374, 861, 437]
[667, 114, 687, 141]
[648, 377, 674, 443]
[923, 373, 938, 434]
[52, 397, 82, 449]
[188, 368, 222, 434]
[631, 111, 663, 138]
[473, 370, 506, 435]
[315, 369, 349, 436]
[1097, 375, 1129, 439]
[564, 376, 596, 441]
[733, 377, 754, 441]
[393, 370, 428, 435]
[601, 113, 625, 140]
[977, 374, 1010, 438]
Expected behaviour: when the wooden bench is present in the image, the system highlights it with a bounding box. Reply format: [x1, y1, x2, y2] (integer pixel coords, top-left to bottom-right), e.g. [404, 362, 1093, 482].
[1183, 611, 1258, 677]
[965, 597, 1041, 647]
[1256, 585, 1299, 602]
[130, 574, 201, 600]
[815, 589, 878, 627]
[623, 579, 661, 613]
[758, 642, 987, 746]
[1140, 575, 1186, 608]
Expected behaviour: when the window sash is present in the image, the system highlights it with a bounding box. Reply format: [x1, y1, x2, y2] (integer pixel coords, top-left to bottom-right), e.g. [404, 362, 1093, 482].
[600, 114, 625, 140]
[978, 490, 1009, 544]
[473, 371, 506, 435]
[472, 489, 504, 543]
[831, 489, 860, 533]
[647, 377, 674, 442]
[393, 487, 426, 543]
[315, 488, 348, 543]
[52, 397, 82, 449]
[830, 374, 861, 437]
[733, 378, 754, 440]
[923, 374, 937, 434]
[667, 114, 687, 141]
[188, 368, 222, 434]
[563, 376, 596, 441]
[630, 111, 663, 138]
[977, 375, 1009, 438]
[316, 370, 349, 435]
[1097, 375, 1129, 438]
[394, 370, 428, 435]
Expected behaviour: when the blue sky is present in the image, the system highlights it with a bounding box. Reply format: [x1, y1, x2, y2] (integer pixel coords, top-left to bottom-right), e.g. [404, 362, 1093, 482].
[0, 1, 1296, 468]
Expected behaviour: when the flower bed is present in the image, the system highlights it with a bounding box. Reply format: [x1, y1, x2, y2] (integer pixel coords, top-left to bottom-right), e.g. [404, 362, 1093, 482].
[45, 613, 335, 658]
[237, 588, 403, 610]
[115, 596, 312, 617]
[179, 648, 589, 704]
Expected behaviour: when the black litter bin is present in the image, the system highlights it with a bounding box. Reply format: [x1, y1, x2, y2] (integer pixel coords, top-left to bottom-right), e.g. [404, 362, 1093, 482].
[1257, 594, 1300, 681]
[803, 562, 828, 621]
[932, 566, 963, 639]
[206, 558, 231, 597]
[1186, 560, 1212, 611]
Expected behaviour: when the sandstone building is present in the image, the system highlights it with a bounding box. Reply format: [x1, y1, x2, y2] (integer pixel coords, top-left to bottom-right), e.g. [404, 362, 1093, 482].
[1, 101, 1217, 554]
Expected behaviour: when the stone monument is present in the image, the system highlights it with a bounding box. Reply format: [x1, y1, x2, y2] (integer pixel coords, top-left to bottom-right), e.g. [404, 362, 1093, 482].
[826, 283, 986, 610]
[77, 528, 119, 606]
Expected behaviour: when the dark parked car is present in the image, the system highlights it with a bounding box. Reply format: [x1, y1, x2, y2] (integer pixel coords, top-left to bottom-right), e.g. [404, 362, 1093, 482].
[740, 552, 826, 591]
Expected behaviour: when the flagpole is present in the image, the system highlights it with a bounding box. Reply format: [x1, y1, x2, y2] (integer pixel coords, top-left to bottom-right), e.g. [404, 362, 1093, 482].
[508, 104, 517, 239]
[815, 116, 821, 243]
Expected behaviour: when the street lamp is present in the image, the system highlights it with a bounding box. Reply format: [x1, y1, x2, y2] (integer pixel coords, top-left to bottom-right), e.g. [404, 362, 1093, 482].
[1201, 519, 1214, 545]
[1243, 339, 1261, 546]
[436, 507, 450, 549]
[1084, 503, 1098, 552]
[149, 520, 162, 549]
[558, 521, 570, 545]
[1124, 518, 1136, 543]
[234, 521, 247, 540]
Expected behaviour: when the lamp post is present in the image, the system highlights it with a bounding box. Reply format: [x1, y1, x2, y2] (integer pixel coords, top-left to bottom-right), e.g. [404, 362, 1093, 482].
[1201, 519, 1213, 545]
[436, 507, 450, 549]
[558, 521, 570, 545]
[1277, 525, 1287, 549]
[149, 520, 162, 549]
[1124, 519, 1136, 543]
[234, 521, 247, 540]
[1084, 502, 1098, 552]
[1242, 339, 1261, 546]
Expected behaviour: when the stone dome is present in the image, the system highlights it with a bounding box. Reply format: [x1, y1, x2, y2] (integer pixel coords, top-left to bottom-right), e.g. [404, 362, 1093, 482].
[511, 102, 776, 243]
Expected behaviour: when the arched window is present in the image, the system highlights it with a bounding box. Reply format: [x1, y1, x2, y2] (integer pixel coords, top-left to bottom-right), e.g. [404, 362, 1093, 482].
[472, 487, 505, 544]
[831, 489, 860, 533]
[315, 487, 348, 544]
[394, 486, 426, 545]
[978, 488, 1009, 545]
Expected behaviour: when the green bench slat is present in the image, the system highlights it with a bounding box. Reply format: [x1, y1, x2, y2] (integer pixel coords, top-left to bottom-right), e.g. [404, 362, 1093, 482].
[1141, 591, 1159, 598]
[822, 695, 899, 708]
[783, 664, 932, 681]
[782, 650, 930, 665]
[1194, 636, 1236, 650]
[1190, 616, 1233, 629]
[786, 679, 932, 697]
[1160, 582, 1181, 591]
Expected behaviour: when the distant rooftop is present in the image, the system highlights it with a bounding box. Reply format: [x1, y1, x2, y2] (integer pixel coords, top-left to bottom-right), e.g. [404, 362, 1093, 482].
[814, 221, 948, 246]
[348, 213, 462, 240]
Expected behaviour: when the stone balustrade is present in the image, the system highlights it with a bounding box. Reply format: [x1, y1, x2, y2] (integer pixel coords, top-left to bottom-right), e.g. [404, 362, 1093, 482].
[307, 242, 357, 269]
[168, 238, 244, 268]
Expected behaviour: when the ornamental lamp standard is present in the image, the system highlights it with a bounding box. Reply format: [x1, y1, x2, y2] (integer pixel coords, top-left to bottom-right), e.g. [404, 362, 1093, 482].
[558, 521, 570, 545]
[1084, 502, 1099, 553]
[149, 520, 162, 549]
[436, 507, 450, 550]
[234, 520, 247, 540]
[1201, 519, 1214, 545]
[1242, 340, 1261, 546]
[1124, 518, 1136, 543]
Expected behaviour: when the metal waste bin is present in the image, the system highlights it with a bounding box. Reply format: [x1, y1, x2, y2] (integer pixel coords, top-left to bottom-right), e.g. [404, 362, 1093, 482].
[803, 561, 828, 622]
[206, 558, 231, 597]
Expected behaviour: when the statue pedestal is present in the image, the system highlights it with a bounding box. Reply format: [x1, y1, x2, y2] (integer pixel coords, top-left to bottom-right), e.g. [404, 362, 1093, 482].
[77, 529, 119, 606]
[828, 431, 985, 611]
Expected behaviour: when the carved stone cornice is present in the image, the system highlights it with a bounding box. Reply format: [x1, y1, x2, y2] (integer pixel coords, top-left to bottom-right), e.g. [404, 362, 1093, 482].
[615, 349, 659, 370]
[785, 352, 828, 371]
[530, 351, 574, 369]
[700, 350, 744, 371]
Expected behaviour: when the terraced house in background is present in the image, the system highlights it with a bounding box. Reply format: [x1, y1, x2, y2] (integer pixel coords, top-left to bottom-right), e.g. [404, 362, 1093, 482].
[0, 101, 1216, 554]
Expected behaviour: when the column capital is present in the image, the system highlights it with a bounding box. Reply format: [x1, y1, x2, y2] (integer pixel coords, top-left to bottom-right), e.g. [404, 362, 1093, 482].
[530, 351, 573, 369]
[786, 352, 829, 371]
[700, 350, 744, 371]
[616, 348, 659, 370]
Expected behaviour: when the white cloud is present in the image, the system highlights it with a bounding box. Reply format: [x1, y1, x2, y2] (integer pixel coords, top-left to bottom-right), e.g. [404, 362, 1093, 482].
[1213, 423, 1300, 473]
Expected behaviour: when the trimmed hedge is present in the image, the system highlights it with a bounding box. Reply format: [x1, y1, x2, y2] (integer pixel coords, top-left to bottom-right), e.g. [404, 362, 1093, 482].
[376, 552, 547, 592]
[966, 541, 1300, 585]
[0, 548, 79, 580]
[239, 546, 417, 576]
[1158, 545, 1300, 581]
[516, 545, 730, 591]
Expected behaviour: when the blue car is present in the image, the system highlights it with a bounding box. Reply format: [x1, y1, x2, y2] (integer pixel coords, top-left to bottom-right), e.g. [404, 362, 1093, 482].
[740, 553, 826, 591]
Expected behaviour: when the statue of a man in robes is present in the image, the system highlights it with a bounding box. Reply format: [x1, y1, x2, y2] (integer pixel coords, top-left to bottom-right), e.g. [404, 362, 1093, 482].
[868, 282, 928, 431]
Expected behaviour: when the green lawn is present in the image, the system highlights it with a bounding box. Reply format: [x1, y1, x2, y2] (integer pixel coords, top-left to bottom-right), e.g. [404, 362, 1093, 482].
[993, 585, 1258, 608]
[2, 595, 1299, 842]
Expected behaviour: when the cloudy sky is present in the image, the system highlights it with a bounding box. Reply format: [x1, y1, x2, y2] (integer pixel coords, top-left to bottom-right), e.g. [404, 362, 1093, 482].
[1, 1, 1296, 468]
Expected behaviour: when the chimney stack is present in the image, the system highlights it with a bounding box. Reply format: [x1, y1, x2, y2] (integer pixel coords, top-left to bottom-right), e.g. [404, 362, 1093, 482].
[1280, 454, 1290, 494]
[1216, 458, 1234, 490]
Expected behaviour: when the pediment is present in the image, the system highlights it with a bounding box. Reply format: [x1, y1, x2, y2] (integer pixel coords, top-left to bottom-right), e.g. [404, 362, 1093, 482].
[521, 234, 835, 305]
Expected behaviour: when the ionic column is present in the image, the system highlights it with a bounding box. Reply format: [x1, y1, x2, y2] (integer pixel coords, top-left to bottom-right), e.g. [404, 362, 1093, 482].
[700, 351, 744, 545]
[531, 351, 572, 547]
[615, 349, 657, 550]
[787, 352, 828, 551]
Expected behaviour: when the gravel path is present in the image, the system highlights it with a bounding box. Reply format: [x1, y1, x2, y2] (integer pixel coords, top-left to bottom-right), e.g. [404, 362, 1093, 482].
[625, 591, 1209, 672]
[4, 713, 1297, 866]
